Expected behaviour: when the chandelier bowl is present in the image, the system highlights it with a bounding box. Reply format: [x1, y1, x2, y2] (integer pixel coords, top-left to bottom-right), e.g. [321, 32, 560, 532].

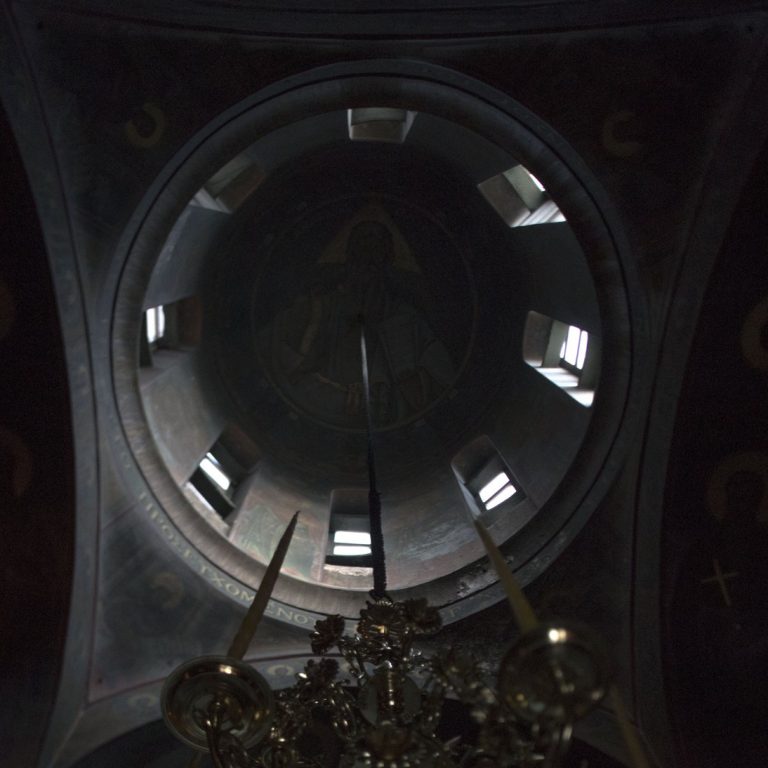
[161, 655, 275, 752]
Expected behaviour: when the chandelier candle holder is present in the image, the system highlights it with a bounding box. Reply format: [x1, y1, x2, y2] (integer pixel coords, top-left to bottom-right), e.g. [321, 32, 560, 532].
[161, 321, 634, 768]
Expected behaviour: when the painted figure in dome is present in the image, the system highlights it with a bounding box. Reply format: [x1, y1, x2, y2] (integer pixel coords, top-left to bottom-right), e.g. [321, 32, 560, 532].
[268, 215, 455, 429]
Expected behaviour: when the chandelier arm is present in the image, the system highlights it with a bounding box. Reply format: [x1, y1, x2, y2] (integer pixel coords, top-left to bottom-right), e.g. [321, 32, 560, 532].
[203, 712, 228, 768]
[359, 317, 387, 598]
[226, 511, 300, 659]
[472, 516, 539, 634]
[609, 685, 652, 768]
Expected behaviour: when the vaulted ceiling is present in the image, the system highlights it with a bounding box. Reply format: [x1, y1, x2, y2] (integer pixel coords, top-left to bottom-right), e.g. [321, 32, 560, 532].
[2, 3, 767, 767]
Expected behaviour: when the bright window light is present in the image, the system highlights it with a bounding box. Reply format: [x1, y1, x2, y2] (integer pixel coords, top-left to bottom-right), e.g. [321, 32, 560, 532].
[576, 330, 589, 369]
[527, 170, 546, 191]
[478, 472, 517, 511]
[523, 312, 595, 407]
[562, 326, 580, 366]
[200, 453, 231, 491]
[560, 325, 589, 371]
[146, 306, 166, 344]
[545, 371, 579, 382]
[572, 390, 595, 407]
[333, 544, 372, 557]
[485, 483, 517, 510]
[479, 472, 510, 503]
[334, 531, 371, 546]
[536, 368, 590, 404]
[479, 167, 564, 227]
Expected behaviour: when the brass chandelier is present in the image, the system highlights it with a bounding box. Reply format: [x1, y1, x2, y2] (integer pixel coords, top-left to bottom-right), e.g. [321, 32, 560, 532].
[161, 323, 646, 768]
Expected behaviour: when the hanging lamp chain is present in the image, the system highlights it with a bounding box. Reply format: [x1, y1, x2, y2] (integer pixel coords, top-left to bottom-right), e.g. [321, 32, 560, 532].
[359, 315, 387, 598]
[161, 328, 622, 768]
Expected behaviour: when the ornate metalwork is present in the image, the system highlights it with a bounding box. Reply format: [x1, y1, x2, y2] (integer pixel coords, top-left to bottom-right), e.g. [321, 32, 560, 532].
[162, 596, 610, 767]
[161, 656, 274, 753]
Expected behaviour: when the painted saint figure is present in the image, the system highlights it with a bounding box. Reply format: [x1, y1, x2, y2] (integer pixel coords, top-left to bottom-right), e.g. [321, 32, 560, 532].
[268, 217, 455, 429]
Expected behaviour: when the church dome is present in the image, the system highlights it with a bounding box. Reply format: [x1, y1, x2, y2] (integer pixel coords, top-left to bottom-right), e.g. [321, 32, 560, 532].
[112, 63, 634, 623]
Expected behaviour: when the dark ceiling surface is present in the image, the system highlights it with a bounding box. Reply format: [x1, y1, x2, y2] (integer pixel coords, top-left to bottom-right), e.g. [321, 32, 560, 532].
[24, 0, 766, 36]
[1, 2, 768, 768]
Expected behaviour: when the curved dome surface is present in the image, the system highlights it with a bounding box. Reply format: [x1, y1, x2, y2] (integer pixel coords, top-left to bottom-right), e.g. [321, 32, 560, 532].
[112, 63, 633, 622]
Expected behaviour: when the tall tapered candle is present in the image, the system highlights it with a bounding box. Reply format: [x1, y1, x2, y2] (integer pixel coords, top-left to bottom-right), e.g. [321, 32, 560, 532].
[609, 685, 652, 768]
[472, 517, 539, 634]
[227, 511, 300, 660]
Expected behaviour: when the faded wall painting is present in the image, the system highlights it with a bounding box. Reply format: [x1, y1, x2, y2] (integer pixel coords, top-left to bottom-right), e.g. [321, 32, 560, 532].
[255, 203, 475, 431]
